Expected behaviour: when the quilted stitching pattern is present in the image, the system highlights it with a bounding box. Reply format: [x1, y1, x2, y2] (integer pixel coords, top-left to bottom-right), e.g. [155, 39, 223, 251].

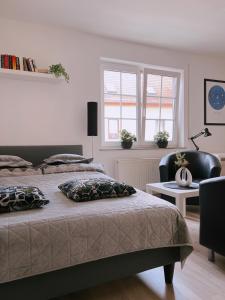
[0, 172, 192, 283]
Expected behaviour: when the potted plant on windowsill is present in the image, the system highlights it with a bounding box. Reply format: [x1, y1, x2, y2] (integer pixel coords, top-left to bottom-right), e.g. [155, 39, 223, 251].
[120, 129, 137, 149]
[154, 131, 169, 148]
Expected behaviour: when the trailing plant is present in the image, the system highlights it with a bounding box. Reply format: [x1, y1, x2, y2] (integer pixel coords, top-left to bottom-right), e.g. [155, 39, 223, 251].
[120, 129, 137, 142]
[174, 152, 189, 168]
[154, 130, 169, 143]
[49, 63, 69, 83]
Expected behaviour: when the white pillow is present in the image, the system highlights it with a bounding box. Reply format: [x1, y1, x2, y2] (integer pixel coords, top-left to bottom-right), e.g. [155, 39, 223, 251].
[0, 155, 32, 167]
[43, 153, 85, 164]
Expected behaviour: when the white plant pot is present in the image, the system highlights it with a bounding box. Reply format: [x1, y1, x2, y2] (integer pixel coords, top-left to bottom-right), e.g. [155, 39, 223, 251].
[175, 167, 192, 187]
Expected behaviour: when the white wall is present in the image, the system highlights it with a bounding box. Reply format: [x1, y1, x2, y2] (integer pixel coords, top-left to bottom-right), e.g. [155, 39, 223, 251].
[1, 18, 225, 176]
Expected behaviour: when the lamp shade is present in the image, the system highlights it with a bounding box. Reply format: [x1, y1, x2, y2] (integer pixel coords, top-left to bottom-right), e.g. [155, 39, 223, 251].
[87, 102, 98, 136]
[203, 128, 212, 137]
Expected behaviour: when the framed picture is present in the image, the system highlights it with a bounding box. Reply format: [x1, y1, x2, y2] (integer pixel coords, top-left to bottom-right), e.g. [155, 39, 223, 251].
[204, 78, 225, 125]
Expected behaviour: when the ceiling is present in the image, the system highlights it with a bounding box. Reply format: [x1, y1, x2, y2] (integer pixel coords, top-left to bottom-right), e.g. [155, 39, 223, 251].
[1, 0, 225, 56]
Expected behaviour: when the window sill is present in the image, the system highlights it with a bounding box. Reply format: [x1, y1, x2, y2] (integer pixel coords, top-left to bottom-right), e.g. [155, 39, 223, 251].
[99, 146, 186, 151]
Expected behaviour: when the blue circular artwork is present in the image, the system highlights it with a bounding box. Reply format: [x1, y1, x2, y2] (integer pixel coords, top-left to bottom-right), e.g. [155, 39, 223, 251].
[208, 85, 225, 110]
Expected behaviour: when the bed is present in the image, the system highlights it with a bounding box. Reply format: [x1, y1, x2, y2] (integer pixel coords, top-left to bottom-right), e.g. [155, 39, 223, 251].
[0, 145, 192, 300]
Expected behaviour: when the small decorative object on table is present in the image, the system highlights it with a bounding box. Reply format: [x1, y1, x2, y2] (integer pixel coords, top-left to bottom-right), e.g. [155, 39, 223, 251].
[154, 131, 169, 148]
[120, 129, 136, 149]
[175, 153, 192, 187]
[49, 63, 70, 82]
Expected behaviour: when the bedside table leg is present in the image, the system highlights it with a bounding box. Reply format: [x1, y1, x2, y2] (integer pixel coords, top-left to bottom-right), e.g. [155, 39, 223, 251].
[175, 196, 186, 217]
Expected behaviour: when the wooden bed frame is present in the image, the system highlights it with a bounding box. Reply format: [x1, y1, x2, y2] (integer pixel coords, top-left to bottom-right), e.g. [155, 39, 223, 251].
[0, 145, 181, 300]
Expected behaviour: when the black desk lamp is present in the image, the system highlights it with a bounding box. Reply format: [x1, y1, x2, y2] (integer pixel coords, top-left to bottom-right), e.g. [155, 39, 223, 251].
[190, 128, 212, 151]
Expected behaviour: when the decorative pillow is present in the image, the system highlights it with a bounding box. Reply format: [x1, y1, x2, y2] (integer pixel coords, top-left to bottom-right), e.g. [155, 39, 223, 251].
[0, 167, 42, 177]
[58, 178, 136, 202]
[41, 162, 103, 174]
[0, 186, 49, 213]
[0, 155, 32, 168]
[43, 153, 85, 165]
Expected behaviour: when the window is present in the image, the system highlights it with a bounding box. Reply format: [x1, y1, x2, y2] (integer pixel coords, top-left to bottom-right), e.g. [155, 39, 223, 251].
[101, 62, 181, 147]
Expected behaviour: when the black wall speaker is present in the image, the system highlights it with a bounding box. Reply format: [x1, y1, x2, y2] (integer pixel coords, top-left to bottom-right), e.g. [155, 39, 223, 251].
[87, 102, 98, 136]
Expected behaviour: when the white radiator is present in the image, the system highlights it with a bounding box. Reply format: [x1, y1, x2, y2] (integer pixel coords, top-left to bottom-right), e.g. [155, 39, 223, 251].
[115, 158, 160, 191]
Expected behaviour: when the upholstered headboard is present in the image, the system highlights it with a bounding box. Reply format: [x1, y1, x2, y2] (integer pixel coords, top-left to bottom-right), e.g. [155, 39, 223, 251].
[0, 145, 83, 166]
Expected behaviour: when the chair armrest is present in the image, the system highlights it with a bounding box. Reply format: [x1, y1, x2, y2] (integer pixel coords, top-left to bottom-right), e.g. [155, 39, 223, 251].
[159, 154, 174, 182]
[199, 177, 225, 253]
[205, 155, 221, 178]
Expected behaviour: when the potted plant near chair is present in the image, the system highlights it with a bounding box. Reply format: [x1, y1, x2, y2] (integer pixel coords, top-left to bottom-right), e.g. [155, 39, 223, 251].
[120, 129, 137, 149]
[154, 131, 169, 148]
[175, 152, 192, 187]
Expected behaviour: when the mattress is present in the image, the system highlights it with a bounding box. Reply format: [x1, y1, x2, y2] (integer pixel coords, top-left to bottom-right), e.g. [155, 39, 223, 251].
[0, 171, 192, 283]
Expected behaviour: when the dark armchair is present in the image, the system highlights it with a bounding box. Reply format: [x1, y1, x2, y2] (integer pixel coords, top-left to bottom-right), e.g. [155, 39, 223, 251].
[200, 177, 225, 261]
[159, 150, 221, 204]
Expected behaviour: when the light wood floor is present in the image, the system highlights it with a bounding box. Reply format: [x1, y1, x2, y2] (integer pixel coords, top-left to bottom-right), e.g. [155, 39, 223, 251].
[57, 207, 225, 300]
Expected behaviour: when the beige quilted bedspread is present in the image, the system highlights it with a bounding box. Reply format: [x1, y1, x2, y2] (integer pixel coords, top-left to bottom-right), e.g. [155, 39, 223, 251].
[0, 172, 192, 283]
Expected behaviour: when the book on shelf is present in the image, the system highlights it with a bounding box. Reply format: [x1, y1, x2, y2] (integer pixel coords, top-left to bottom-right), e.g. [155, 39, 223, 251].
[0, 54, 41, 73]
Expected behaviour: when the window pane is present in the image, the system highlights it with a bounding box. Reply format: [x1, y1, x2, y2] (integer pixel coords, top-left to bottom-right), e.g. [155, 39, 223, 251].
[121, 95, 137, 118]
[161, 98, 175, 120]
[147, 74, 161, 97]
[162, 76, 177, 98]
[121, 119, 137, 136]
[122, 104, 136, 118]
[104, 94, 120, 118]
[105, 118, 120, 141]
[104, 104, 120, 118]
[104, 94, 120, 102]
[104, 71, 120, 94]
[122, 73, 137, 96]
[103, 68, 137, 143]
[146, 97, 160, 119]
[160, 120, 173, 141]
[145, 120, 159, 141]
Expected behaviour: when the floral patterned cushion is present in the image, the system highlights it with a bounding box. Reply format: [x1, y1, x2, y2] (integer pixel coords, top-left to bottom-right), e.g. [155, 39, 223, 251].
[58, 178, 136, 202]
[0, 186, 49, 213]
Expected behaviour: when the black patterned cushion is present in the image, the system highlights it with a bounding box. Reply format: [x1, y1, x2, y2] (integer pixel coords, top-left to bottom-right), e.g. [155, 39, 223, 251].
[0, 186, 49, 213]
[58, 178, 136, 202]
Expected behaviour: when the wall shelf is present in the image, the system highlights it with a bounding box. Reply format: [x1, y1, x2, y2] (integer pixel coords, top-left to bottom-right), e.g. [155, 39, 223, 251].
[0, 68, 62, 82]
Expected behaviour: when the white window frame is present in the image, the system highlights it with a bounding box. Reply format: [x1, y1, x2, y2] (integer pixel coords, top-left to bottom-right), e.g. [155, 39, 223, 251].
[100, 62, 140, 147]
[142, 68, 181, 147]
[100, 61, 181, 148]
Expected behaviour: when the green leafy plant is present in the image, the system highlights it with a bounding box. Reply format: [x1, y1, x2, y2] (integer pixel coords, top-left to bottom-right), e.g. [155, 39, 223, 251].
[154, 130, 169, 143]
[49, 63, 69, 83]
[120, 129, 137, 142]
[175, 152, 189, 168]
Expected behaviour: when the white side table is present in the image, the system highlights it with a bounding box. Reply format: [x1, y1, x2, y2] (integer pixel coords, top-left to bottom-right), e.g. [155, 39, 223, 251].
[146, 182, 199, 217]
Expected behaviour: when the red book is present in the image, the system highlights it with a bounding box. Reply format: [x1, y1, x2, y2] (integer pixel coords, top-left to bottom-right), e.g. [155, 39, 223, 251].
[12, 56, 17, 70]
[9, 55, 13, 69]
[4, 55, 9, 69]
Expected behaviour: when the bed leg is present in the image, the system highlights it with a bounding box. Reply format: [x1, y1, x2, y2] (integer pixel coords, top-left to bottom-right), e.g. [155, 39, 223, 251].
[208, 249, 215, 262]
[164, 263, 175, 284]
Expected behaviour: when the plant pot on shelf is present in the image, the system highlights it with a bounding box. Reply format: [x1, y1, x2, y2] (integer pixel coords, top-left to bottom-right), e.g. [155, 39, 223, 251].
[121, 140, 133, 149]
[157, 140, 168, 148]
[175, 167, 192, 187]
